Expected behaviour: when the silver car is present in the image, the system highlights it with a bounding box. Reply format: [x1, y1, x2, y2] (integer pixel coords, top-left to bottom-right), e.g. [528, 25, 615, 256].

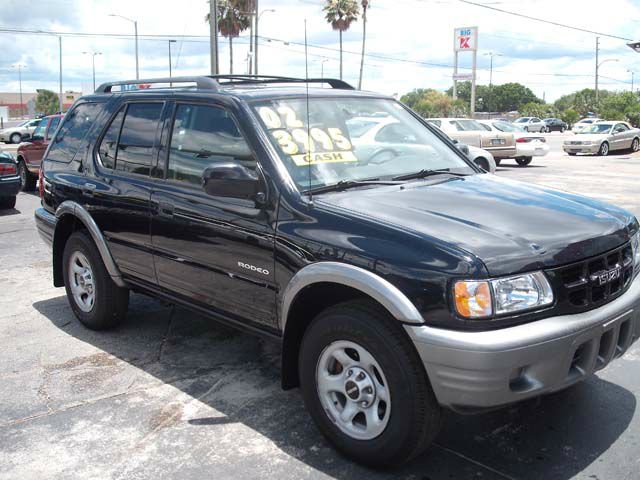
[0, 118, 41, 144]
[562, 121, 640, 156]
[513, 116, 546, 133]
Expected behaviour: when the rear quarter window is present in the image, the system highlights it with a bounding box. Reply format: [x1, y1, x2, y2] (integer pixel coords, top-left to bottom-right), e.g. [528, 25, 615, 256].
[47, 103, 101, 163]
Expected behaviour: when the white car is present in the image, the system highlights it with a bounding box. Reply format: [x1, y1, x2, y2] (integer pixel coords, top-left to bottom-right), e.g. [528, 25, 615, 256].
[571, 118, 602, 133]
[477, 120, 549, 166]
[0, 118, 41, 144]
[513, 117, 546, 133]
[345, 116, 496, 173]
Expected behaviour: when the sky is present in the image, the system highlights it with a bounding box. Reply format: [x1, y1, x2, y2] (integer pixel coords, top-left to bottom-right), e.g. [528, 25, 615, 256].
[0, 0, 639, 102]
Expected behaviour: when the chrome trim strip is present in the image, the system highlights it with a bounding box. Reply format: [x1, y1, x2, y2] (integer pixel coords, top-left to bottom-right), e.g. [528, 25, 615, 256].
[55, 200, 127, 288]
[280, 262, 424, 331]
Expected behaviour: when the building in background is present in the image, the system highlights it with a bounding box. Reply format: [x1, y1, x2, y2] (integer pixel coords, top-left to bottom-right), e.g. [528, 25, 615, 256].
[0, 91, 82, 118]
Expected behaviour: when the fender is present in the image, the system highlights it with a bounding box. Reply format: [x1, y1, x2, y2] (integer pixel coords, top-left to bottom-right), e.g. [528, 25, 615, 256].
[280, 261, 424, 331]
[55, 200, 127, 288]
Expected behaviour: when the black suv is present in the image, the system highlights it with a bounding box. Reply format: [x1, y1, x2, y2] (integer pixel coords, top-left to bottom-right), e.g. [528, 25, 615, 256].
[35, 76, 640, 468]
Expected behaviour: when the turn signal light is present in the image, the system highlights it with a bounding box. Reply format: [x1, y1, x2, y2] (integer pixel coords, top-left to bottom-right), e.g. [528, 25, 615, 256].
[454, 280, 493, 318]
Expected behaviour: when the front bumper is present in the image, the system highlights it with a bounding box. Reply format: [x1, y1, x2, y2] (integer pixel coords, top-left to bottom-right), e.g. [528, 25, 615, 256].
[563, 144, 600, 154]
[35, 207, 56, 248]
[0, 175, 20, 197]
[406, 273, 640, 412]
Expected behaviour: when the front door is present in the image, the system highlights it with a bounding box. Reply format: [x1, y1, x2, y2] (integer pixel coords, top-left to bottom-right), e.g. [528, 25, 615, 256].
[150, 101, 277, 328]
[22, 116, 60, 172]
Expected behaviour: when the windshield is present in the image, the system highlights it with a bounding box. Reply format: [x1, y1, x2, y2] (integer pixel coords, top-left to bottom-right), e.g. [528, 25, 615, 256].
[514, 118, 529, 123]
[16, 120, 29, 127]
[579, 119, 595, 125]
[492, 121, 523, 133]
[252, 97, 474, 191]
[581, 124, 612, 134]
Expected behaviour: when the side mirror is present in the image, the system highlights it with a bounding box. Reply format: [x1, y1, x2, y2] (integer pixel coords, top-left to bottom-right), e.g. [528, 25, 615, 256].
[201, 161, 260, 201]
[455, 142, 470, 155]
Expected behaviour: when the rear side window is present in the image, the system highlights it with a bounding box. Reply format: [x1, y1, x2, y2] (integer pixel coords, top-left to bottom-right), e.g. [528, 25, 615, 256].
[47, 104, 100, 163]
[166, 103, 253, 186]
[47, 117, 61, 140]
[115, 103, 163, 176]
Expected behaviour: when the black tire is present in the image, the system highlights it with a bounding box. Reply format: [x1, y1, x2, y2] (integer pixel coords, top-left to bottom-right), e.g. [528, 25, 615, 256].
[10, 132, 22, 144]
[516, 157, 532, 166]
[62, 231, 129, 330]
[495, 158, 501, 166]
[631, 137, 640, 153]
[598, 142, 609, 156]
[299, 299, 442, 468]
[560, 127, 566, 133]
[568, 152, 577, 156]
[0, 196, 16, 209]
[474, 157, 490, 171]
[17, 161, 36, 192]
[524, 126, 529, 132]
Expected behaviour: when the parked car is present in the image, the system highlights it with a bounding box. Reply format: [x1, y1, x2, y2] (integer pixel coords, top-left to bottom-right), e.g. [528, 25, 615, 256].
[0, 118, 41, 144]
[426, 118, 517, 160]
[345, 116, 495, 173]
[16, 113, 63, 191]
[0, 151, 20, 209]
[563, 121, 640, 156]
[513, 117, 546, 132]
[477, 119, 549, 166]
[572, 117, 602, 133]
[543, 118, 568, 133]
[35, 75, 640, 468]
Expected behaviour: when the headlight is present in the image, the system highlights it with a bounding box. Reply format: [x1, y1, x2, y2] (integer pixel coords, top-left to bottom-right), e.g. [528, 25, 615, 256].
[454, 271, 554, 319]
[632, 231, 640, 269]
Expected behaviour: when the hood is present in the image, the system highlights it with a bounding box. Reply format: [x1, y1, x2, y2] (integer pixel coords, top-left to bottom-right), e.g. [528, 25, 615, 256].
[315, 174, 636, 276]
[570, 133, 607, 142]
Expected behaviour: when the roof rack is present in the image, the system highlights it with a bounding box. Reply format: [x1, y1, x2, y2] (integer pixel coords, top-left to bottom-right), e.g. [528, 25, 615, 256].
[94, 75, 354, 93]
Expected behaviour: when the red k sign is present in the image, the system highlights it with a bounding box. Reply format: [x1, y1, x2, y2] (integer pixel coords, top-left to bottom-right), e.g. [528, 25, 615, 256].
[459, 36, 471, 50]
[454, 26, 478, 52]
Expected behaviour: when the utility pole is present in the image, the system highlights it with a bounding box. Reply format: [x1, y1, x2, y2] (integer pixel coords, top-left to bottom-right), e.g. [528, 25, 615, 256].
[628, 70, 635, 92]
[595, 37, 599, 105]
[209, 0, 219, 75]
[59, 37, 63, 113]
[168, 40, 176, 79]
[12, 64, 25, 119]
[484, 52, 502, 117]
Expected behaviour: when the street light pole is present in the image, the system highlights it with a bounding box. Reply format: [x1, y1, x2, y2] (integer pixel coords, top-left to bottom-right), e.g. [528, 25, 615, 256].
[59, 36, 63, 112]
[83, 52, 102, 91]
[321, 58, 328, 80]
[596, 57, 618, 107]
[628, 70, 635, 92]
[209, 0, 219, 75]
[255, 8, 275, 75]
[109, 14, 139, 79]
[12, 64, 26, 118]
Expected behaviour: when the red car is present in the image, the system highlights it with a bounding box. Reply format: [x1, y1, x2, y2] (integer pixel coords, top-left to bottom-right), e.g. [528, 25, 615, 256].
[16, 113, 63, 191]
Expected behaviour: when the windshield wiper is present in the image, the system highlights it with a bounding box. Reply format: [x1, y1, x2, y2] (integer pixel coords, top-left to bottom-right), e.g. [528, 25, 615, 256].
[303, 179, 400, 195]
[392, 168, 470, 181]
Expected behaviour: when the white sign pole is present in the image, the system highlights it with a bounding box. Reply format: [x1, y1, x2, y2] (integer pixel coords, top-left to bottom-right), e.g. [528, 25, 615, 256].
[453, 51, 458, 100]
[453, 26, 478, 115]
[471, 48, 477, 116]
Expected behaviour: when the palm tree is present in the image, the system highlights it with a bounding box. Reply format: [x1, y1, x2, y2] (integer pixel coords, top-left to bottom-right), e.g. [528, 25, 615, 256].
[206, 0, 254, 74]
[357, 0, 369, 90]
[323, 0, 360, 80]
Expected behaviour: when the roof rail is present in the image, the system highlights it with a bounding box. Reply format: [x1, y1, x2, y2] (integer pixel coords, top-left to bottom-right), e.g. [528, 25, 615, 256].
[95, 76, 220, 93]
[94, 75, 355, 94]
[209, 75, 355, 90]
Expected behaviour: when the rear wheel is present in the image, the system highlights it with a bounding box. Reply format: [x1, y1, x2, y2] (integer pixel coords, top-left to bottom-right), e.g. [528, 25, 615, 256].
[560, 126, 566, 133]
[0, 196, 16, 209]
[17, 161, 36, 191]
[631, 137, 639, 152]
[568, 152, 577, 156]
[598, 142, 609, 156]
[516, 157, 532, 166]
[10, 132, 22, 144]
[524, 126, 529, 132]
[63, 231, 129, 330]
[299, 300, 442, 467]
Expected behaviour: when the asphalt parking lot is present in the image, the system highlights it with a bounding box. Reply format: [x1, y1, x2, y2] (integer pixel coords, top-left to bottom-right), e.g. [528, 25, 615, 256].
[1, 146, 639, 479]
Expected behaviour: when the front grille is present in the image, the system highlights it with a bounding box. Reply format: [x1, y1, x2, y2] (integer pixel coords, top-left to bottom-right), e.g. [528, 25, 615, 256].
[546, 242, 634, 314]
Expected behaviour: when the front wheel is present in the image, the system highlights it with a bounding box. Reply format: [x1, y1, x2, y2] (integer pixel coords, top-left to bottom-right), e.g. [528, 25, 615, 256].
[598, 142, 609, 156]
[63, 231, 129, 330]
[474, 157, 490, 172]
[299, 300, 442, 467]
[516, 157, 532, 166]
[10, 132, 22, 144]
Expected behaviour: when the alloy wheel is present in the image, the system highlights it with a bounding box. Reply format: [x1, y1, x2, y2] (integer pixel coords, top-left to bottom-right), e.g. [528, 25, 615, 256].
[68, 251, 96, 312]
[316, 340, 391, 440]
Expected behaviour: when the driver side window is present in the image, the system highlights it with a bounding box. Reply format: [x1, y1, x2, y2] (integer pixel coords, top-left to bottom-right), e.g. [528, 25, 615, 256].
[166, 103, 254, 187]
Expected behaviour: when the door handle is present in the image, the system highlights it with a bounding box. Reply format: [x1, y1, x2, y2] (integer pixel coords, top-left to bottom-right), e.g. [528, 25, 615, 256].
[82, 182, 96, 197]
[157, 202, 174, 218]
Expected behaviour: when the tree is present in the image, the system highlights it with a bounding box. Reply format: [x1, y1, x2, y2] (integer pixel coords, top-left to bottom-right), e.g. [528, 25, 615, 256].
[599, 91, 640, 122]
[520, 102, 556, 118]
[357, 0, 369, 90]
[560, 109, 580, 128]
[206, 0, 253, 74]
[324, 0, 359, 80]
[35, 89, 59, 115]
[401, 89, 468, 118]
[446, 81, 541, 113]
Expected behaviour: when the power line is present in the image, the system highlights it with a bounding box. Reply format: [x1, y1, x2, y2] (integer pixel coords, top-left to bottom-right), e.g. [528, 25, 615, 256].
[457, 0, 634, 41]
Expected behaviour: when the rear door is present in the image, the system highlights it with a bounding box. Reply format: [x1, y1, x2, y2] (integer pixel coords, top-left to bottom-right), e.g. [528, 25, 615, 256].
[21, 117, 59, 172]
[89, 100, 166, 285]
[150, 99, 277, 328]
